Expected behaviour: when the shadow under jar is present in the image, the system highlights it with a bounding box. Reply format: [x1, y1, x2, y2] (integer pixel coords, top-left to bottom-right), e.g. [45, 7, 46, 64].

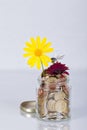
[36, 75, 70, 121]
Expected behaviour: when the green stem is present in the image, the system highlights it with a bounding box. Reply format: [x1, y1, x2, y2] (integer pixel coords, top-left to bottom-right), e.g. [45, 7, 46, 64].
[40, 58, 44, 71]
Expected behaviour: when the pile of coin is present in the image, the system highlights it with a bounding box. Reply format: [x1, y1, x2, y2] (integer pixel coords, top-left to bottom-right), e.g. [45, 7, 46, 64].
[37, 75, 70, 120]
[47, 89, 69, 119]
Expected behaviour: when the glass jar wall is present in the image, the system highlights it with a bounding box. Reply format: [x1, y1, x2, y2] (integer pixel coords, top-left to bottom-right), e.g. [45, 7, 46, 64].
[36, 75, 70, 121]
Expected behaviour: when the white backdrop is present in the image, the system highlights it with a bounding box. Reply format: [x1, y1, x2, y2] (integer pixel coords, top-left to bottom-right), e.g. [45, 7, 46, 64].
[0, 0, 87, 71]
[0, 1, 87, 130]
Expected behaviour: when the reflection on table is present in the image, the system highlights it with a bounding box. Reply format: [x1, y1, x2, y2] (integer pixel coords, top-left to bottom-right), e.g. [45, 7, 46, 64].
[20, 109, 70, 130]
[37, 120, 70, 130]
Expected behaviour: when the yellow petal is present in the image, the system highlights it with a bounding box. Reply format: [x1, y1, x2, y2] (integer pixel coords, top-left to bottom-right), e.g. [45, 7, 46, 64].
[25, 42, 31, 48]
[30, 37, 35, 44]
[40, 55, 51, 68]
[41, 55, 51, 62]
[43, 48, 54, 53]
[40, 37, 47, 48]
[36, 36, 40, 43]
[38, 37, 47, 49]
[41, 58, 48, 67]
[30, 37, 36, 48]
[43, 42, 52, 49]
[27, 56, 37, 67]
[36, 58, 41, 69]
[23, 47, 34, 52]
[23, 53, 33, 57]
[42, 37, 47, 44]
[36, 36, 41, 48]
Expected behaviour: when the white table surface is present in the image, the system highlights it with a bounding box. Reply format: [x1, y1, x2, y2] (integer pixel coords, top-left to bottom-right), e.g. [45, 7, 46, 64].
[0, 70, 87, 130]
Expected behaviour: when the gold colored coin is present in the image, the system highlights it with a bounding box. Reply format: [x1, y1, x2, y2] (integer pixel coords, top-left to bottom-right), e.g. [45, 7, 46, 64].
[55, 100, 68, 113]
[47, 99, 56, 111]
[54, 91, 66, 101]
[20, 101, 36, 113]
[46, 77, 58, 84]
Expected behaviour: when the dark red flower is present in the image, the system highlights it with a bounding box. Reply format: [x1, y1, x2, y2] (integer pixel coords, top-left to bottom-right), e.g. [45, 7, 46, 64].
[46, 62, 69, 75]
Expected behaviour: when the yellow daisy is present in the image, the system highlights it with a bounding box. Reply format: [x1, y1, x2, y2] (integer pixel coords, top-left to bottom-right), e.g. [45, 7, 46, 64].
[23, 36, 54, 69]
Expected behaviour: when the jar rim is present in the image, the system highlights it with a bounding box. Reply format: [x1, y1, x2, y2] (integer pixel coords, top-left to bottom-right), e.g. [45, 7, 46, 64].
[38, 75, 69, 83]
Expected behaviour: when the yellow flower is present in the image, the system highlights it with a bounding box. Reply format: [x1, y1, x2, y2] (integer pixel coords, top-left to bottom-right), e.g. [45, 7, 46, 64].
[23, 36, 54, 69]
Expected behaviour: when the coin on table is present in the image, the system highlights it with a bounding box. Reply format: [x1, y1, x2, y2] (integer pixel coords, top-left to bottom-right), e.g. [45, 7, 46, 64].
[20, 101, 36, 114]
[55, 100, 68, 113]
[47, 99, 56, 111]
[54, 91, 66, 101]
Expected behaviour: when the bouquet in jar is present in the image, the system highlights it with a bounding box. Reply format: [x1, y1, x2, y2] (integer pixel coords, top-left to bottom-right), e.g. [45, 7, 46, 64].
[23, 36, 70, 121]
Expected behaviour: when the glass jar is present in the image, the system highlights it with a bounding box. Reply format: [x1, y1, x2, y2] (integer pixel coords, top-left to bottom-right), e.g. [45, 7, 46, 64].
[36, 74, 70, 121]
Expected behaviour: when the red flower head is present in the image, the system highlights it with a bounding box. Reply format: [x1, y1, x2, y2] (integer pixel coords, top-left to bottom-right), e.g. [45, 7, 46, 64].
[46, 62, 69, 75]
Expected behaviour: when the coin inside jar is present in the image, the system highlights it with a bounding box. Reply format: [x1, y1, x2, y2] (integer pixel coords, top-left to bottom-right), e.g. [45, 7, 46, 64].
[47, 99, 56, 111]
[54, 91, 66, 101]
[55, 100, 68, 113]
[48, 92, 54, 99]
[46, 77, 58, 84]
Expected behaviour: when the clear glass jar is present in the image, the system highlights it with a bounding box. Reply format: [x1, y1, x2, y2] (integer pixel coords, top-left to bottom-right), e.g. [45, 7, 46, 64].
[36, 75, 70, 121]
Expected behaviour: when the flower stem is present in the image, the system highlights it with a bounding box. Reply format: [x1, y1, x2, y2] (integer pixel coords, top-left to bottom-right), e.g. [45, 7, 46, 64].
[40, 58, 44, 71]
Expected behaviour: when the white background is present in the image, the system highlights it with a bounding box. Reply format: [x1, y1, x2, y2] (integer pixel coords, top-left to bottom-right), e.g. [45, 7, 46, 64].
[0, 0, 87, 130]
[0, 0, 87, 71]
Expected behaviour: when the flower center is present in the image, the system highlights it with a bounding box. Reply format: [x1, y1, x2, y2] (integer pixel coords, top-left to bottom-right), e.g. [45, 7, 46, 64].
[34, 49, 42, 56]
